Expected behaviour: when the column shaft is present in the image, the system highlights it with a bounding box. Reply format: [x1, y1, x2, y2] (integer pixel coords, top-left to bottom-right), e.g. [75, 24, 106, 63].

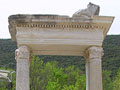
[85, 46, 103, 90]
[15, 46, 30, 90]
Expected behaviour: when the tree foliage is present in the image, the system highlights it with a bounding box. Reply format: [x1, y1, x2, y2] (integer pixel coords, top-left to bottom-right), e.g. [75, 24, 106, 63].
[0, 57, 120, 90]
[102, 70, 113, 90]
[30, 56, 86, 90]
[113, 69, 120, 90]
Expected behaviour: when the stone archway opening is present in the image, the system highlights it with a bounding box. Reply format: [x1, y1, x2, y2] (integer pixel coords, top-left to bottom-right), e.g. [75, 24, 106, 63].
[29, 55, 85, 90]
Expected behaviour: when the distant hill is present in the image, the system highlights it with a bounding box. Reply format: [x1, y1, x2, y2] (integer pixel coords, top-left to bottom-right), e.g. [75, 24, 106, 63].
[0, 35, 120, 77]
[0, 39, 17, 69]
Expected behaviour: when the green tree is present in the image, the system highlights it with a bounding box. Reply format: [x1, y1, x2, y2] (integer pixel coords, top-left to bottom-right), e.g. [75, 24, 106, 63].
[113, 69, 120, 90]
[30, 56, 86, 90]
[102, 70, 113, 90]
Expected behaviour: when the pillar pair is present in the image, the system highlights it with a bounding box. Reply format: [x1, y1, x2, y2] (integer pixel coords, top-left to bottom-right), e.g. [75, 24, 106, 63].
[15, 46, 103, 90]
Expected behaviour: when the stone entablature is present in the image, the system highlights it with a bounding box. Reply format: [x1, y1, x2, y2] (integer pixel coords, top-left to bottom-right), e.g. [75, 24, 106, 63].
[8, 14, 114, 56]
[9, 15, 114, 41]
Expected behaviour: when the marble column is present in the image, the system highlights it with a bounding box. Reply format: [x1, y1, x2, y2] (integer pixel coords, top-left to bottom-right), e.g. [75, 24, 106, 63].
[15, 46, 30, 90]
[85, 46, 104, 90]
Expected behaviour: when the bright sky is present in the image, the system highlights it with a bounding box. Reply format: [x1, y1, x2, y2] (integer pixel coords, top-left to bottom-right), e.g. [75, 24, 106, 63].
[0, 0, 119, 39]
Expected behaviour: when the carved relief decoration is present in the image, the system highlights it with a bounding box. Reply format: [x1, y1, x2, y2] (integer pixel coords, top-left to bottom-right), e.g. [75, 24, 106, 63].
[89, 46, 104, 59]
[16, 23, 105, 30]
[15, 46, 30, 60]
[85, 46, 104, 61]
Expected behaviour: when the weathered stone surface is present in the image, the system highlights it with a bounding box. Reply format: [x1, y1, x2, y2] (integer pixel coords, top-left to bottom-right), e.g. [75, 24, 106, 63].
[8, 14, 114, 56]
[15, 46, 30, 60]
[15, 46, 30, 90]
[72, 2, 100, 18]
[85, 46, 103, 90]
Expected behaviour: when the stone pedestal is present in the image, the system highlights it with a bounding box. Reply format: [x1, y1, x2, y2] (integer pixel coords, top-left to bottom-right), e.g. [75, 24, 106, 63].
[15, 46, 30, 90]
[85, 46, 103, 90]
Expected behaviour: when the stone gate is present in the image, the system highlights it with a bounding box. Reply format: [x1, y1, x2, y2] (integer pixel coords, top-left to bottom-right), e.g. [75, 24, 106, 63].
[8, 3, 114, 90]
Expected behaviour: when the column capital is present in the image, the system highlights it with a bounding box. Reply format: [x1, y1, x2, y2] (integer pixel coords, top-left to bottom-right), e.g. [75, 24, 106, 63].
[84, 46, 104, 61]
[15, 46, 30, 60]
